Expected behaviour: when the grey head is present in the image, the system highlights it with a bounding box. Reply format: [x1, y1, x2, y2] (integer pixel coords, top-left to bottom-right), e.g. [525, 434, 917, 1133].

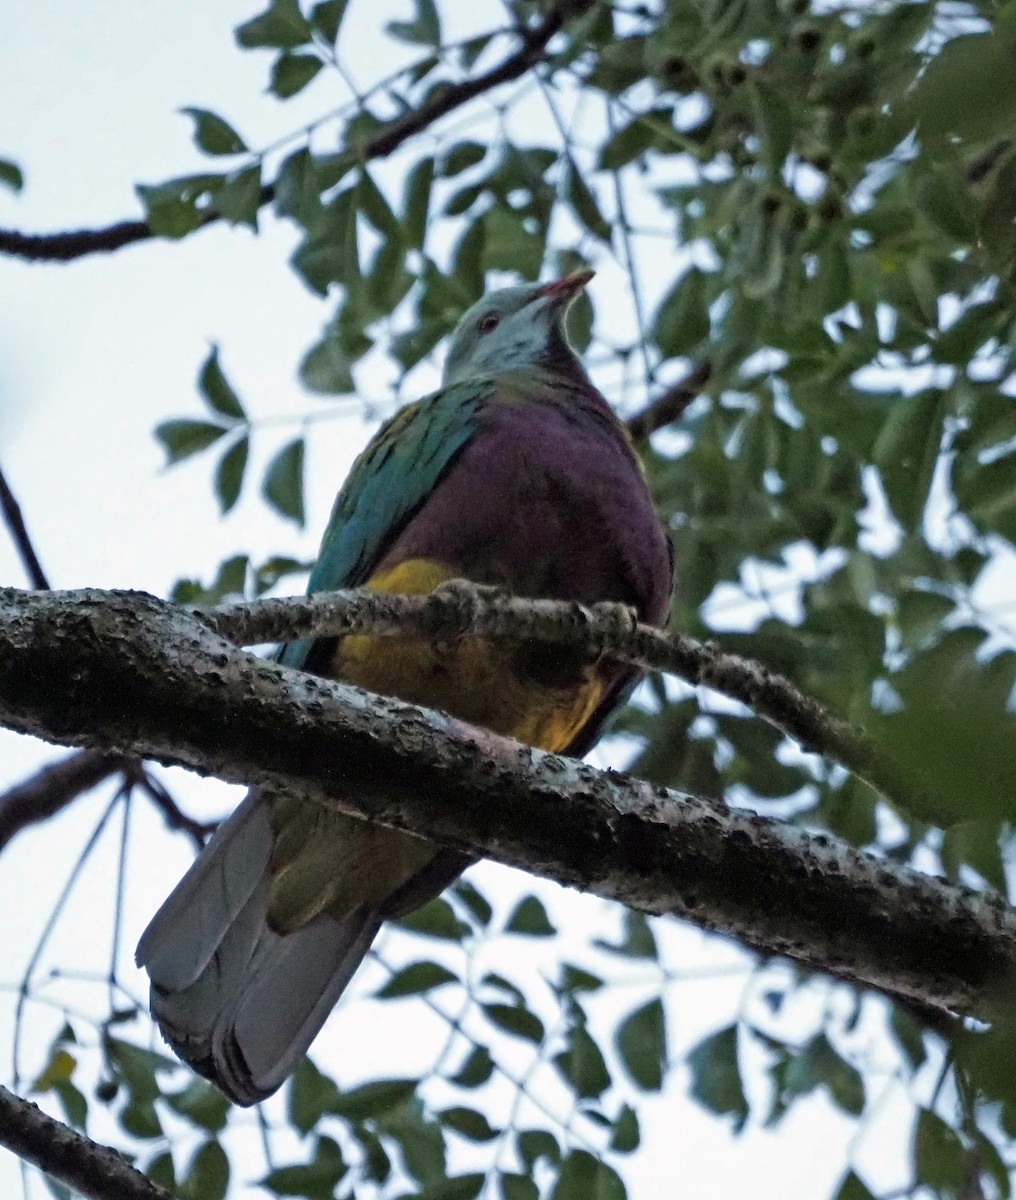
[442, 269, 594, 386]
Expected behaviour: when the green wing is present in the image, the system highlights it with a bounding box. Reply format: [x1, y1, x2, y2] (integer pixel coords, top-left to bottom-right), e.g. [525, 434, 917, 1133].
[278, 379, 491, 670]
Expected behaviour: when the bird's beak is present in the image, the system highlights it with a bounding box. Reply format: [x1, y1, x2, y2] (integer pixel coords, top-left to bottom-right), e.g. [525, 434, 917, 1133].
[533, 268, 595, 315]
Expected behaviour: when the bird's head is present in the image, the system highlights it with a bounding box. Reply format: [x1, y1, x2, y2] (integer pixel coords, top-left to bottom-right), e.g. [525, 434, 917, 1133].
[442, 269, 594, 385]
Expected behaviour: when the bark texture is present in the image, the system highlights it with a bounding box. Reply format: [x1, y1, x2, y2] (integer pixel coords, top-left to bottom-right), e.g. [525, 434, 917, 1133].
[0, 1086, 173, 1200]
[1, 585, 1015, 1016]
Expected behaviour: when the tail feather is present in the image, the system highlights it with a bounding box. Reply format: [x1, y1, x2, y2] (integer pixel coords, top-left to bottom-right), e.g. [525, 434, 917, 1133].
[136, 789, 382, 1106]
[137, 791, 274, 992]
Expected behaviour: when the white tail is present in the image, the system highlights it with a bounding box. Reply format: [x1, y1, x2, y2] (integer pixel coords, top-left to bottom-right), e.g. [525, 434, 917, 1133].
[136, 790, 381, 1106]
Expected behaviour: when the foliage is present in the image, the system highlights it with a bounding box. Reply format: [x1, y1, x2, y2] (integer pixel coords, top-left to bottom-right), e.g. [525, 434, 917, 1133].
[6, 0, 1016, 1197]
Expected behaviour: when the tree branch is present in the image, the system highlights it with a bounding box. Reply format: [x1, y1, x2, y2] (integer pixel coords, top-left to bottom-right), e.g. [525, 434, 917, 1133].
[0, 1085, 172, 1200]
[0, 8, 567, 264]
[0, 750, 126, 850]
[199, 583, 910, 812]
[0, 460, 50, 589]
[0, 585, 1014, 1017]
[625, 359, 713, 440]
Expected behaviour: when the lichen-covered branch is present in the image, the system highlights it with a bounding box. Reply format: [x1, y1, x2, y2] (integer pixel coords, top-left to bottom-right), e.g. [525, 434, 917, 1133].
[0, 8, 567, 264]
[0, 585, 1014, 1016]
[199, 583, 907, 811]
[0, 1085, 173, 1200]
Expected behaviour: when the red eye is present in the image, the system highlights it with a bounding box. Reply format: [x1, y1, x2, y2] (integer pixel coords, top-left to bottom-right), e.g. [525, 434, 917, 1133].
[477, 312, 501, 335]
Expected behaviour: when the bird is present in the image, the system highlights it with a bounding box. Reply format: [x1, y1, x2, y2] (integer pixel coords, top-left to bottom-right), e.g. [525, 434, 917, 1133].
[136, 269, 674, 1105]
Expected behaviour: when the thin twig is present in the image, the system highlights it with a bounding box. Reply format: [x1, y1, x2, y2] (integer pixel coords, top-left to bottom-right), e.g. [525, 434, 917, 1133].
[0, 461, 49, 588]
[134, 770, 217, 849]
[0, 7, 568, 264]
[13, 792, 122, 1089]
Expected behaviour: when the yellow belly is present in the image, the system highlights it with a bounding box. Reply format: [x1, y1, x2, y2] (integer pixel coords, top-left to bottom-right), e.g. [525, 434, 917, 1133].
[336, 558, 603, 752]
[267, 557, 603, 932]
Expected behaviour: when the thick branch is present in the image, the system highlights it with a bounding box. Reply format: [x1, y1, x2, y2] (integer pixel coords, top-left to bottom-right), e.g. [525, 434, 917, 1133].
[199, 584, 907, 810]
[0, 10, 566, 264]
[0, 1086, 172, 1200]
[0, 585, 1014, 1016]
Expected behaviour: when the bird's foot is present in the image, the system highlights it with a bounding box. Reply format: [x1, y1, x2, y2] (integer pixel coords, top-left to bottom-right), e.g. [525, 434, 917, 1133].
[424, 578, 509, 646]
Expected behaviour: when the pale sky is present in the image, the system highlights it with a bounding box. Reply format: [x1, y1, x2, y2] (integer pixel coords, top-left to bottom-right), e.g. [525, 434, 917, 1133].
[0, 4, 926, 1197]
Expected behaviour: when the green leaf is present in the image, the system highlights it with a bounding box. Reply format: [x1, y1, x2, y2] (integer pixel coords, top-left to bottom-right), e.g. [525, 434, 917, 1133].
[411, 1176, 485, 1200]
[394, 897, 470, 941]
[311, 0, 349, 42]
[146, 1152, 176, 1192]
[54, 1081, 87, 1129]
[440, 142, 486, 177]
[941, 819, 1006, 892]
[377, 1101, 446, 1184]
[136, 174, 222, 238]
[167, 1079, 230, 1133]
[182, 108, 247, 156]
[872, 634, 1016, 825]
[386, 0, 441, 47]
[615, 998, 666, 1091]
[564, 160, 612, 244]
[481, 207, 543, 280]
[288, 1058, 341, 1135]
[439, 1106, 498, 1142]
[449, 1045, 494, 1088]
[402, 156, 435, 248]
[254, 555, 309, 594]
[687, 1026, 747, 1128]
[610, 1104, 640, 1154]
[271, 53, 324, 99]
[214, 164, 262, 227]
[551, 1151, 626, 1200]
[889, 1006, 927, 1073]
[299, 334, 355, 394]
[214, 437, 248, 515]
[198, 347, 245, 419]
[376, 961, 459, 999]
[595, 910, 657, 958]
[599, 109, 671, 170]
[32, 1048, 76, 1092]
[913, 1108, 968, 1196]
[832, 1171, 876, 1200]
[778, 1033, 864, 1116]
[560, 963, 603, 993]
[451, 878, 492, 926]
[517, 1130, 560, 1171]
[0, 158, 24, 193]
[483, 1003, 544, 1044]
[331, 1078, 417, 1121]
[236, 0, 311, 49]
[872, 390, 944, 531]
[262, 437, 305, 525]
[358, 170, 402, 242]
[179, 1139, 229, 1200]
[261, 1135, 346, 1198]
[654, 268, 710, 356]
[554, 1022, 610, 1099]
[505, 895, 556, 936]
[155, 419, 228, 465]
[909, 15, 1016, 143]
[274, 148, 325, 228]
[501, 1176, 539, 1200]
